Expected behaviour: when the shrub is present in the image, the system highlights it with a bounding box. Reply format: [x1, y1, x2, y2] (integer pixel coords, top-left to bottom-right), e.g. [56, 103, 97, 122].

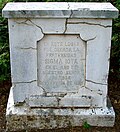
[111, 1, 120, 79]
[0, 0, 12, 81]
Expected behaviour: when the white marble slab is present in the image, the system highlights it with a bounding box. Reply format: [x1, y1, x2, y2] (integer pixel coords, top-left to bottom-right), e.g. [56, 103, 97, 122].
[3, 2, 118, 129]
[2, 2, 118, 18]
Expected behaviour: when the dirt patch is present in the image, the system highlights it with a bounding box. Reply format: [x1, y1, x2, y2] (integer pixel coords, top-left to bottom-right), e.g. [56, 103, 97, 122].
[0, 72, 120, 132]
[0, 80, 11, 132]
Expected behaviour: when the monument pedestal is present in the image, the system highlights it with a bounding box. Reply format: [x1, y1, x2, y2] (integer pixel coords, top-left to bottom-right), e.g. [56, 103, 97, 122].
[6, 87, 115, 131]
[2, 2, 118, 131]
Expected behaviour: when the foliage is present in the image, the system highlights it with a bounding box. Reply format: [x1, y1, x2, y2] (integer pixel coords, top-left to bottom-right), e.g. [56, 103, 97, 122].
[0, 0, 12, 81]
[110, 1, 120, 79]
[83, 121, 91, 129]
[10, 0, 111, 2]
[0, 0, 120, 81]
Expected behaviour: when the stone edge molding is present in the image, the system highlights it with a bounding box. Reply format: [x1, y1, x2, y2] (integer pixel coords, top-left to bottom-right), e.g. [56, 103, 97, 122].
[2, 2, 119, 18]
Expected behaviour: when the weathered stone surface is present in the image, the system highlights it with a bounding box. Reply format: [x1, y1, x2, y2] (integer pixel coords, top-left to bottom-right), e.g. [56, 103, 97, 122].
[6, 88, 115, 131]
[7, 18, 113, 107]
[37, 34, 85, 93]
[2, 2, 118, 130]
[2, 2, 118, 18]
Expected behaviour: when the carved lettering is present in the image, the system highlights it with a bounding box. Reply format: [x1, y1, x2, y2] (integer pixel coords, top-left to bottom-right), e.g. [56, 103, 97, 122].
[37, 35, 85, 92]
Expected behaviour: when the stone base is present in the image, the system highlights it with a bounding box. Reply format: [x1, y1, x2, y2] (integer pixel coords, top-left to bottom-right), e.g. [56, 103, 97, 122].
[6, 88, 115, 131]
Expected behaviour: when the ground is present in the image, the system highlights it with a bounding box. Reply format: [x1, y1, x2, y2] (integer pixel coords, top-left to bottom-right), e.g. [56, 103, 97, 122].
[0, 72, 120, 132]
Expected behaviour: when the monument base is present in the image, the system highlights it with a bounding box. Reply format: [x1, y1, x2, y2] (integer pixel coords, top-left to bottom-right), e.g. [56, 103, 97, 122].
[6, 88, 115, 131]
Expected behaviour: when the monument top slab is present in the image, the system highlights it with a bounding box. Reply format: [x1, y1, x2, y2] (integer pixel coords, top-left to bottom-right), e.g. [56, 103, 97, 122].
[2, 2, 118, 18]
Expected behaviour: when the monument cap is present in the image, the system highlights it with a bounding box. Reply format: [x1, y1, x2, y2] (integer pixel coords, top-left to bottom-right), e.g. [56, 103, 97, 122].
[2, 2, 119, 18]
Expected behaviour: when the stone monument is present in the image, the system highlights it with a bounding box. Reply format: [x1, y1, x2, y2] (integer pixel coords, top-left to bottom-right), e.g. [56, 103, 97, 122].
[2, 2, 118, 131]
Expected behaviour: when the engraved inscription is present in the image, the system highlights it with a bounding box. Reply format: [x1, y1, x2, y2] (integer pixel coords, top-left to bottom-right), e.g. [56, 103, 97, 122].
[37, 35, 85, 92]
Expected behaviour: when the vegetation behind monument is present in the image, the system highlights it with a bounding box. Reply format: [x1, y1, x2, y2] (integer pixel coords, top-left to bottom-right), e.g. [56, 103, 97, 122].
[0, 0, 119, 82]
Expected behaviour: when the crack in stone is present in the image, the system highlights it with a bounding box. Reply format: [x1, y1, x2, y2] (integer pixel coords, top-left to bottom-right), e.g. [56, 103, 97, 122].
[47, 93, 67, 97]
[14, 80, 47, 96]
[87, 36, 97, 42]
[15, 100, 26, 106]
[55, 96, 61, 106]
[84, 42, 87, 86]
[63, 8, 73, 34]
[78, 35, 86, 42]
[67, 22, 112, 28]
[14, 19, 32, 26]
[85, 86, 102, 92]
[39, 86, 47, 96]
[13, 80, 37, 84]
[98, 93, 102, 96]
[14, 19, 44, 41]
[85, 86, 93, 92]
[86, 79, 107, 85]
[67, 3, 73, 18]
[67, 3, 70, 9]
[28, 20, 44, 35]
[70, 10, 73, 18]
[92, 108, 96, 114]
[19, 10, 27, 15]
[85, 86, 103, 96]
[19, 47, 36, 50]
[63, 18, 68, 34]
[79, 33, 96, 42]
